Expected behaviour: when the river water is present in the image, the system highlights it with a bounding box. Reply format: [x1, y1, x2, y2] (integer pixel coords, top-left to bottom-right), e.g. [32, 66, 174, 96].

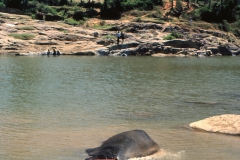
[0, 55, 240, 160]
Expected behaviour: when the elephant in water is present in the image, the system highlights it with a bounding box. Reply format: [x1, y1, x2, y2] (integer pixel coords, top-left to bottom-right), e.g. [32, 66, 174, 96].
[85, 130, 159, 160]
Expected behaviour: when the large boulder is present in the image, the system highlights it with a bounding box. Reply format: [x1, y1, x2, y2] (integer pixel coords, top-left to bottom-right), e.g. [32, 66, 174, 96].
[190, 114, 240, 135]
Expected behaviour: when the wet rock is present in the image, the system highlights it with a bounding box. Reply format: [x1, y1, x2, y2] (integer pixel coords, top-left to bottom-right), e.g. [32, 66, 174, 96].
[226, 43, 240, 55]
[96, 48, 109, 55]
[72, 50, 96, 55]
[218, 46, 232, 56]
[136, 42, 162, 55]
[196, 50, 212, 57]
[190, 114, 240, 135]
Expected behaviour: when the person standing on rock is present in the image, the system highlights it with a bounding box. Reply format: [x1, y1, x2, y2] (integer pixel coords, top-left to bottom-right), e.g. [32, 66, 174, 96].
[189, 16, 192, 25]
[121, 31, 125, 44]
[117, 31, 121, 45]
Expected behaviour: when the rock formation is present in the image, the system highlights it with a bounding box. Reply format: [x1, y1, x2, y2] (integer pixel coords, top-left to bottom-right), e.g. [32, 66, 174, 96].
[190, 114, 240, 135]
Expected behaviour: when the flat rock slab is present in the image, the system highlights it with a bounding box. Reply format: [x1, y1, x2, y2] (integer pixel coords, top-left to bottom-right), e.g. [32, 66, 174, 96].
[190, 114, 240, 135]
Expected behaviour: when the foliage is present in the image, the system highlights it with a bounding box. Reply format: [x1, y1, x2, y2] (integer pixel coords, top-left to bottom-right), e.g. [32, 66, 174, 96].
[170, 31, 182, 38]
[222, 20, 232, 32]
[0, 1, 5, 7]
[8, 33, 35, 40]
[121, 0, 155, 11]
[64, 18, 80, 25]
[134, 17, 142, 22]
[16, 26, 35, 30]
[176, 0, 183, 11]
[163, 34, 176, 40]
[163, 31, 182, 40]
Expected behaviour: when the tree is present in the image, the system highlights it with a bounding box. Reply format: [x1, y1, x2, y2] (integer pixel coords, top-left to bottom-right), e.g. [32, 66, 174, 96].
[5, 0, 22, 8]
[176, 0, 182, 11]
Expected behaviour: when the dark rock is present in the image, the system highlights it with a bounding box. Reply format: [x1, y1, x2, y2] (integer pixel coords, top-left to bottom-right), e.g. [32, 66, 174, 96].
[119, 48, 137, 56]
[35, 14, 44, 20]
[45, 15, 64, 21]
[163, 26, 174, 32]
[136, 42, 162, 55]
[162, 46, 172, 54]
[218, 46, 232, 56]
[72, 51, 96, 55]
[105, 26, 120, 31]
[207, 46, 219, 55]
[107, 42, 140, 51]
[163, 40, 201, 49]
[34, 41, 58, 45]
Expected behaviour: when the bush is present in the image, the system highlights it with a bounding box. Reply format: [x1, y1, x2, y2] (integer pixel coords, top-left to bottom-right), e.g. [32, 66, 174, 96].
[8, 33, 35, 40]
[222, 20, 232, 32]
[171, 31, 182, 38]
[134, 17, 142, 22]
[64, 18, 80, 25]
[176, 0, 183, 11]
[16, 26, 35, 30]
[163, 34, 176, 40]
[0, 2, 5, 8]
[163, 31, 182, 40]
[121, 0, 154, 11]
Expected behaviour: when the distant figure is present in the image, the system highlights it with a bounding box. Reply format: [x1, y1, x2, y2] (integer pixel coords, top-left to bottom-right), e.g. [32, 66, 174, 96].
[190, 16, 192, 24]
[53, 49, 56, 55]
[121, 31, 125, 44]
[56, 50, 60, 55]
[47, 49, 50, 56]
[117, 31, 121, 45]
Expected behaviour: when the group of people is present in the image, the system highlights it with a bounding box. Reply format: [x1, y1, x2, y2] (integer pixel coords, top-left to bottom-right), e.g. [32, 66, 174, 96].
[47, 49, 60, 56]
[116, 31, 125, 45]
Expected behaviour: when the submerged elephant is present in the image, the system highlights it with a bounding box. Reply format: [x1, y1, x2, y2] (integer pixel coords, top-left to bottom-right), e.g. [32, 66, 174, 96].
[85, 130, 159, 160]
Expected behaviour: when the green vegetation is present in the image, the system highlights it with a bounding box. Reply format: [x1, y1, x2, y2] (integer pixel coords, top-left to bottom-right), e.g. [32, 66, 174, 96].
[163, 31, 182, 40]
[16, 26, 35, 30]
[64, 18, 87, 25]
[1, 0, 240, 37]
[8, 33, 35, 40]
[102, 34, 116, 40]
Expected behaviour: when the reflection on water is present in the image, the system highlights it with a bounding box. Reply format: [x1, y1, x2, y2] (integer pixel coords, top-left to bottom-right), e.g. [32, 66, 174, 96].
[0, 56, 240, 160]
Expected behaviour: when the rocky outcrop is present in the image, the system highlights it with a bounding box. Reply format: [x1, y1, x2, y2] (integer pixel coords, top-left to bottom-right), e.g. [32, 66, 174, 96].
[190, 114, 240, 135]
[0, 12, 239, 57]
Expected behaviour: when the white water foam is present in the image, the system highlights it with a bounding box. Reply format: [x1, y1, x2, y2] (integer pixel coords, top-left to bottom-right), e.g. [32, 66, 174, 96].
[128, 149, 185, 160]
